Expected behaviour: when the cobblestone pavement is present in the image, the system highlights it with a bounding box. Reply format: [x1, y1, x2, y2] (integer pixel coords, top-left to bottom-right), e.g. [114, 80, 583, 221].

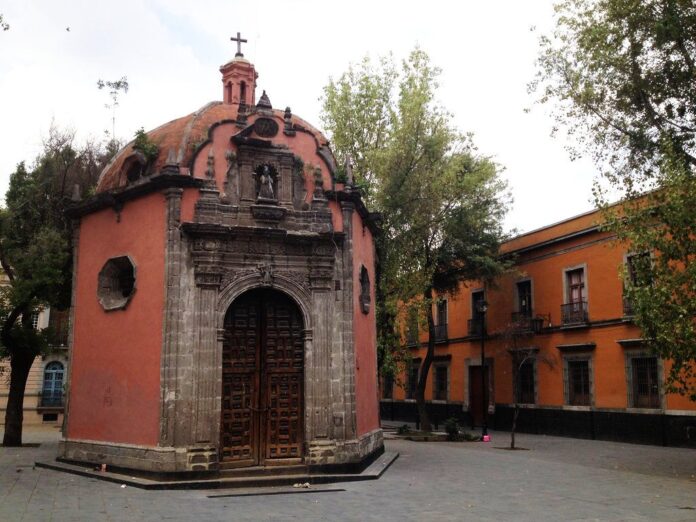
[1, 426, 695, 521]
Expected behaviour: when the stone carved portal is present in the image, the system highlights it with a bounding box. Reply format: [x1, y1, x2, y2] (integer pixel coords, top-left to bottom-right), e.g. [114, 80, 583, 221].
[220, 288, 304, 467]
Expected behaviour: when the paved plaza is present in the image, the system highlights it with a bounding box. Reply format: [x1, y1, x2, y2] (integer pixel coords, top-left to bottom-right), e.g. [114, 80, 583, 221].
[1, 426, 695, 521]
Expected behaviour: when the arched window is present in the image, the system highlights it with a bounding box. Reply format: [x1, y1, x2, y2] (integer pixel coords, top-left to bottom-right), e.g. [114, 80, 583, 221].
[239, 81, 247, 104]
[226, 81, 232, 103]
[42, 361, 64, 407]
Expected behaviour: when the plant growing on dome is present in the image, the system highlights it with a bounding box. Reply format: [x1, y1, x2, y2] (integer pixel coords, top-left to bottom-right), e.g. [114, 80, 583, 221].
[133, 128, 159, 164]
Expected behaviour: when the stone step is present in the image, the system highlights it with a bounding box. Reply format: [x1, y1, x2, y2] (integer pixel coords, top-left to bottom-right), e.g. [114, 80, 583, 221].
[35, 451, 399, 490]
[217, 463, 309, 476]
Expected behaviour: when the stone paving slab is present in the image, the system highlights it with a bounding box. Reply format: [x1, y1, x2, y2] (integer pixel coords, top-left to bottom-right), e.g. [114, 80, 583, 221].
[2, 427, 696, 521]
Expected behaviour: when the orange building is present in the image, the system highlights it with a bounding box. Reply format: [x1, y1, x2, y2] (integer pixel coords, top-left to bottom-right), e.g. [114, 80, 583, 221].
[60, 41, 382, 474]
[381, 207, 696, 447]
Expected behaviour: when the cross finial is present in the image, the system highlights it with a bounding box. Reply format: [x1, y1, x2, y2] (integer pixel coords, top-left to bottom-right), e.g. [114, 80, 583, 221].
[230, 32, 247, 57]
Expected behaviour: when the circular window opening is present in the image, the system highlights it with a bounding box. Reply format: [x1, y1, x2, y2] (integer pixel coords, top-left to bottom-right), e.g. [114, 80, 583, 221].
[98, 256, 136, 311]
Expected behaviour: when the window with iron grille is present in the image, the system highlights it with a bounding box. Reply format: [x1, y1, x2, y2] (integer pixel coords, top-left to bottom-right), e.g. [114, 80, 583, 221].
[48, 308, 70, 346]
[406, 364, 419, 399]
[436, 300, 447, 326]
[566, 268, 585, 303]
[433, 365, 448, 401]
[472, 291, 485, 320]
[30, 311, 40, 330]
[626, 252, 652, 287]
[383, 373, 394, 399]
[567, 359, 591, 406]
[517, 280, 532, 317]
[631, 356, 660, 408]
[516, 359, 535, 404]
[42, 361, 64, 407]
[407, 308, 419, 345]
[470, 290, 485, 336]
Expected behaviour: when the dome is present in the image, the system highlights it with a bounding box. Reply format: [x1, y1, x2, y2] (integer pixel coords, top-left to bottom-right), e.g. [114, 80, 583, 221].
[96, 101, 331, 193]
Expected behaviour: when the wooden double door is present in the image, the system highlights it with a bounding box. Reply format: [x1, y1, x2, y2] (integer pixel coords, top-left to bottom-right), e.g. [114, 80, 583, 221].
[220, 289, 304, 467]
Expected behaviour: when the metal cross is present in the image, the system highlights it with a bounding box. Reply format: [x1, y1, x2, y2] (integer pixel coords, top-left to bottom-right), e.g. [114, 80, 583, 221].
[230, 32, 247, 57]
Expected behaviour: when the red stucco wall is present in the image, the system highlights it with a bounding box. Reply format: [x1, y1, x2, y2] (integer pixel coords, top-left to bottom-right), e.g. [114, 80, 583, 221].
[66, 192, 166, 446]
[352, 211, 380, 436]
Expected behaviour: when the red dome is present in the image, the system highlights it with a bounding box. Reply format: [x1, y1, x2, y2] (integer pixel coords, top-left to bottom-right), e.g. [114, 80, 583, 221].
[96, 102, 330, 193]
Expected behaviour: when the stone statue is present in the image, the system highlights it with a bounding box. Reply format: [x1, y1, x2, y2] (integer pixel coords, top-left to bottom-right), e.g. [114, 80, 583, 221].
[258, 165, 275, 200]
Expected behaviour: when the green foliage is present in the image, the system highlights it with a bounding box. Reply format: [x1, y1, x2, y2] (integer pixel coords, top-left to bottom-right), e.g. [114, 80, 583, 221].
[322, 49, 510, 430]
[605, 159, 696, 400]
[321, 55, 396, 205]
[97, 76, 129, 140]
[396, 424, 411, 435]
[133, 128, 159, 163]
[0, 126, 117, 444]
[333, 166, 348, 184]
[443, 417, 460, 441]
[535, 0, 696, 399]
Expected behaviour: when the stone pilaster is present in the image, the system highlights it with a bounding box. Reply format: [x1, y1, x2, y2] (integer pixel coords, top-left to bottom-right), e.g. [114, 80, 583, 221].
[339, 201, 358, 440]
[192, 273, 222, 444]
[160, 188, 183, 447]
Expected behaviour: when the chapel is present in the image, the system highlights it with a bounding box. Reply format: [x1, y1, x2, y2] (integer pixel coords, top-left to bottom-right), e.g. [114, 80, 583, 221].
[59, 36, 383, 473]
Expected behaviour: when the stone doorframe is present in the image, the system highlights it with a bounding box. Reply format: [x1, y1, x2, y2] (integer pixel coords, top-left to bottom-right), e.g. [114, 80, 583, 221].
[216, 271, 314, 455]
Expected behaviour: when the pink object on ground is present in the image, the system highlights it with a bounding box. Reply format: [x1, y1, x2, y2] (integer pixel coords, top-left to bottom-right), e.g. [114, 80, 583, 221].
[482, 435, 491, 442]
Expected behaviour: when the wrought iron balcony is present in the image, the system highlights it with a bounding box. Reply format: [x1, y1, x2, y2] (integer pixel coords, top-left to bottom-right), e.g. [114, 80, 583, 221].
[39, 391, 64, 408]
[622, 296, 634, 316]
[510, 312, 544, 333]
[406, 330, 419, 346]
[561, 300, 588, 326]
[467, 318, 485, 337]
[434, 323, 448, 342]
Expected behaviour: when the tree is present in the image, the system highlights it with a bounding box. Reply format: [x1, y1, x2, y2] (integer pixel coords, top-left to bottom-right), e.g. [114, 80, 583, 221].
[0, 14, 9, 31]
[499, 320, 556, 449]
[0, 127, 112, 446]
[322, 49, 510, 431]
[533, 0, 696, 399]
[97, 77, 129, 143]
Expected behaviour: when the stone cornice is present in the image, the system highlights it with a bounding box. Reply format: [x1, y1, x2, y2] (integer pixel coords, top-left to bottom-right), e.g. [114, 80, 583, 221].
[66, 174, 204, 218]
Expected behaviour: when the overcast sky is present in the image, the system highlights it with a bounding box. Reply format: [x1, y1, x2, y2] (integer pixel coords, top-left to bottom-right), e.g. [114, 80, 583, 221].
[0, 0, 599, 233]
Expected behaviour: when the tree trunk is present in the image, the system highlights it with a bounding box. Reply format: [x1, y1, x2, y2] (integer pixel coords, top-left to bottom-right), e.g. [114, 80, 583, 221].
[415, 287, 436, 432]
[510, 404, 520, 450]
[2, 350, 35, 446]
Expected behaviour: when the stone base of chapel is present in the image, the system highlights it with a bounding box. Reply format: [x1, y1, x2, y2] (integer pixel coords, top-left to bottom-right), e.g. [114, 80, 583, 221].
[57, 429, 384, 475]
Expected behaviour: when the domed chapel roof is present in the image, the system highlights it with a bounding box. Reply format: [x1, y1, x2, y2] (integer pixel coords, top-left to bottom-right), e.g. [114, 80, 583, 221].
[96, 40, 332, 194]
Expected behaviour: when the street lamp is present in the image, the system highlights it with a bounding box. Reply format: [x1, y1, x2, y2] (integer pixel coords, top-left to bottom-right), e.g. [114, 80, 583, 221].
[477, 299, 489, 439]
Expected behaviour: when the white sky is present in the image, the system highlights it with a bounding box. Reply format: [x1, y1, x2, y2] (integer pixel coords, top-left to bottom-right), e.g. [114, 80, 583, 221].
[0, 0, 599, 233]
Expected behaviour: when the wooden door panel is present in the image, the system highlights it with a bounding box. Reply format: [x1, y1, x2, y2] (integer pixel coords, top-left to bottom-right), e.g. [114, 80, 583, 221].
[265, 372, 303, 460]
[220, 372, 255, 462]
[262, 297, 304, 462]
[221, 290, 304, 466]
[221, 297, 260, 465]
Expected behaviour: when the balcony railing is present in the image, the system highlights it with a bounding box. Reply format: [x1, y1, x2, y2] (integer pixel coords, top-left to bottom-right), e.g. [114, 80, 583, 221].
[561, 300, 588, 326]
[623, 296, 634, 316]
[467, 318, 485, 337]
[406, 330, 419, 346]
[510, 312, 544, 333]
[39, 391, 64, 408]
[434, 323, 448, 342]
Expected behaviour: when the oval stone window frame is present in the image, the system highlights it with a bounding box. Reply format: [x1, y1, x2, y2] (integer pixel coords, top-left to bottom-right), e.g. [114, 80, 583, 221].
[97, 255, 137, 311]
